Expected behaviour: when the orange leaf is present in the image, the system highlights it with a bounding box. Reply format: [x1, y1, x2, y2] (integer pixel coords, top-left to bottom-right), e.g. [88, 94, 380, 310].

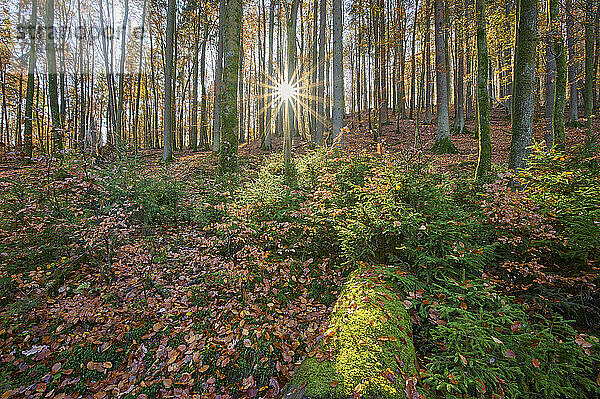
[199, 365, 209, 373]
[330, 381, 339, 387]
[531, 358, 540, 368]
[511, 321, 522, 332]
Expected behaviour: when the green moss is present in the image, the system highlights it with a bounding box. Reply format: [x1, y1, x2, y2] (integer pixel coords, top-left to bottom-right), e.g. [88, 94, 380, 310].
[431, 136, 458, 155]
[287, 269, 417, 398]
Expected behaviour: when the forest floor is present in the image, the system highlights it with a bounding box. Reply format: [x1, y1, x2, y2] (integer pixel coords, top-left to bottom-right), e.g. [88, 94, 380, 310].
[0, 109, 599, 399]
[239, 108, 593, 172]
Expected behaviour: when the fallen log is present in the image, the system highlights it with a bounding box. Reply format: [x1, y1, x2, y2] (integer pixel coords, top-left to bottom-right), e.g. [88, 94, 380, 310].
[282, 268, 419, 399]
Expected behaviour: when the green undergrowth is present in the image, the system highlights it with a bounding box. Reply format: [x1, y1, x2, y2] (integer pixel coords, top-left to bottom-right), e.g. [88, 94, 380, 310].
[2, 142, 599, 398]
[240, 147, 600, 398]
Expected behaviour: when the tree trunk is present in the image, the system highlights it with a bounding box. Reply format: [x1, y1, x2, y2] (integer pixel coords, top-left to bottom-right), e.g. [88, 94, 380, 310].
[332, 0, 344, 148]
[190, 7, 201, 152]
[424, 0, 432, 124]
[264, 0, 275, 150]
[133, 0, 148, 152]
[454, 0, 465, 133]
[285, 0, 300, 178]
[432, 0, 456, 153]
[550, 0, 566, 150]
[213, 0, 225, 152]
[380, 0, 388, 123]
[584, 0, 594, 123]
[116, 0, 129, 144]
[409, 0, 419, 119]
[475, 0, 491, 179]
[162, 0, 176, 162]
[24, 0, 37, 159]
[544, 38, 556, 148]
[218, 0, 242, 172]
[316, 0, 326, 145]
[508, 0, 537, 170]
[200, 17, 210, 150]
[45, 0, 62, 153]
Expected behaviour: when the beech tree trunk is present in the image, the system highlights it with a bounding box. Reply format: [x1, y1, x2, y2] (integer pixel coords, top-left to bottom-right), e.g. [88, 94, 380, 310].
[583, 0, 594, 126]
[264, 0, 275, 150]
[565, 0, 578, 126]
[509, 0, 537, 170]
[550, 0, 566, 150]
[24, 0, 37, 159]
[45, 0, 62, 152]
[190, 8, 201, 152]
[316, 0, 326, 145]
[218, 0, 242, 172]
[475, 0, 491, 179]
[213, 0, 225, 151]
[332, 0, 344, 148]
[162, 0, 176, 162]
[432, 0, 456, 153]
[116, 0, 129, 144]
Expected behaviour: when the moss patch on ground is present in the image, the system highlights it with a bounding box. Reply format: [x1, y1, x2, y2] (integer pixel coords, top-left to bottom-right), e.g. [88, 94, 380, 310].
[284, 266, 417, 399]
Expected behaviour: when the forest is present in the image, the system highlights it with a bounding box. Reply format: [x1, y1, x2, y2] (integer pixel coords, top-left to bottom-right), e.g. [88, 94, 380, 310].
[1, 0, 600, 396]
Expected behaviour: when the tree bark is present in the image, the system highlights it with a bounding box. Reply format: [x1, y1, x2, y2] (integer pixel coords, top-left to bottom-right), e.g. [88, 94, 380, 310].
[454, 0, 465, 134]
[508, 0, 537, 170]
[24, 0, 37, 159]
[190, 7, 201, 152]
[316, 0, 326, 145]
[162, 0, 176, 162]
[475, 0, 491, 179]
[265, 0, 275, 150]
[116, 0, 129, 144]
[45, 0, 62, 153]
[544, 38, 556, 148]
[432, 0, 456, 153]
[218, 0, 242, 172]
[332, 0, 344, 148]
[200, 17, 210, 150]
[213, 0, 225, 151]
[584, 0, 594, 122]
[284, 0, 300, 178]
[409, 0, 419, 119]
[550, 0, 566, 150]
[424, 0, 433, 124]
[133, 0, 148, 152]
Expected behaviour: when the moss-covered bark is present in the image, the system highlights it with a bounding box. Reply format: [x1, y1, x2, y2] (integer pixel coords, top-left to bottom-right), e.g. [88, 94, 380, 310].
[475, 0, 491, 179]
[282, 269, 417, 399]
[508, 0, 538, 170]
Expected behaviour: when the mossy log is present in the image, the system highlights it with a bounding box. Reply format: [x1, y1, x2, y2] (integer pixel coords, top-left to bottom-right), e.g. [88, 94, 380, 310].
[282, 269, 418, 399]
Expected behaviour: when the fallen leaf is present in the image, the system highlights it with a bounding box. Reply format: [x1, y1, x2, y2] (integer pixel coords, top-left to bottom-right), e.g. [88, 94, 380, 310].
[531, 358, 540, 368]
[511, 321, 522, 332]
[199, 365, 209, 373]
[504, 349, 516, 358]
